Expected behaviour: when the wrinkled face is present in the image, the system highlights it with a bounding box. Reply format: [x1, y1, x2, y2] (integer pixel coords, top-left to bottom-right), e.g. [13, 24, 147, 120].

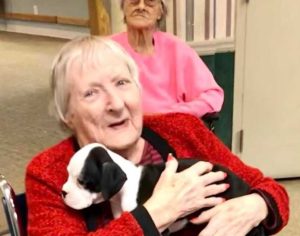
[64, 50, 143, 151]
[123, 0, 163, 29]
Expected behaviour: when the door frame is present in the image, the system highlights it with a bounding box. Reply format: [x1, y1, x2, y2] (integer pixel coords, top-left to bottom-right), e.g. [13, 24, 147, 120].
[232, 0, 248, 155]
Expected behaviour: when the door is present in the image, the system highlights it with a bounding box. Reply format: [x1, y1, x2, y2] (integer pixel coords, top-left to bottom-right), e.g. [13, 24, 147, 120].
[233, 0, 300, 178]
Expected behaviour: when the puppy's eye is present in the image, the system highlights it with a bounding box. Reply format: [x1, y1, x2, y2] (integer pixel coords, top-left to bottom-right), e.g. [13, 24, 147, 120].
[86, 182, 94, 191]
[77, 178, 84, 186]
[77, 178, 93, 190]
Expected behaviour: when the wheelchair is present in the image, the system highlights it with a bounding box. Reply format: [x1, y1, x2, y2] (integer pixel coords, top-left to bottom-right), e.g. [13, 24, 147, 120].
[202, 112, 219, 132]
[0, 174, 27, 236]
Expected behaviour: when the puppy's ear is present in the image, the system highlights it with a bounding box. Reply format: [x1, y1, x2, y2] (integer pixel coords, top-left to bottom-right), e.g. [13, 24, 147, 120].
[84, 147, 127, 200]
[101, 162, 127, 200]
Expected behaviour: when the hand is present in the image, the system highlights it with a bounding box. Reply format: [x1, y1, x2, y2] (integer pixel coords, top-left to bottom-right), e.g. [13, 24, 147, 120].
[144, 155, 228, 232]
[190, 193, 268, 236]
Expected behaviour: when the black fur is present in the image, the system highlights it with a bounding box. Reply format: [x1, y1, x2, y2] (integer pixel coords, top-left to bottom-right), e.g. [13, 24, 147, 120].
[137, 159, 250, 205]
[81, 148, 265, 235]
[79, 147, 127, 200]
[137, 159, 265, 236]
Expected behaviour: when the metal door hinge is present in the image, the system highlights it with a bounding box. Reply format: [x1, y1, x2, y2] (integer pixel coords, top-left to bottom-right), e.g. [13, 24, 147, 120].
[239, 129, 244, 153]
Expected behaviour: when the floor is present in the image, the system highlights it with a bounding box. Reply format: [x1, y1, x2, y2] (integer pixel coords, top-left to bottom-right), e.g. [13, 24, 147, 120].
[0, 31, 299, 235]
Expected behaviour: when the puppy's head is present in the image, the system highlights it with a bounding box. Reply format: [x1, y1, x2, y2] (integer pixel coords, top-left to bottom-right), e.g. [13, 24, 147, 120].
[62, 143, 127, 210]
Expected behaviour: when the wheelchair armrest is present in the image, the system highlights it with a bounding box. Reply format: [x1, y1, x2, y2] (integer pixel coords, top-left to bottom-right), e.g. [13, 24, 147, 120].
[202, 112, 220, 132]
[202, 112, 220, 122]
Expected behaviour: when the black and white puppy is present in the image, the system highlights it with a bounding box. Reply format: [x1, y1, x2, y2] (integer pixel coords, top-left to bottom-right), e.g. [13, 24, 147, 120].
[62, 143, 265, 235]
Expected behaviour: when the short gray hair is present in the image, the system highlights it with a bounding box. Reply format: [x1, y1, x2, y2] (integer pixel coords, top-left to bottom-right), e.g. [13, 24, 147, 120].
[49, 36, 140, 129]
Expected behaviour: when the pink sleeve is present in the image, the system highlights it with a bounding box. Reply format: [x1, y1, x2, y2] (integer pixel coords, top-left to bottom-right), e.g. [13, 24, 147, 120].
[111, 31, 224, 117]
[169, 44, 224, 117]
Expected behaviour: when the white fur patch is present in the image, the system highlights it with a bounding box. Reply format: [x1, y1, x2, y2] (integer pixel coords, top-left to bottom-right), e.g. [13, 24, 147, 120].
[63, 143, 187, 233]
[62, 143, 142, 215]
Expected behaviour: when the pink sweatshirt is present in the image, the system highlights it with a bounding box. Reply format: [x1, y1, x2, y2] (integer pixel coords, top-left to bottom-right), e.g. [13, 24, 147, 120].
[111, 31, 224, 117]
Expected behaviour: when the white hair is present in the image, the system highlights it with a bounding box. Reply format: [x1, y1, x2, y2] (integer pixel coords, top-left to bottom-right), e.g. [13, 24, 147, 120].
[49, 36, 140, 129]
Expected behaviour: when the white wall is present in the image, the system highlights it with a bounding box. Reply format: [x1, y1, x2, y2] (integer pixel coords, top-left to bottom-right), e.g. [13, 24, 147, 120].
[1, 0, 235, 52]
[2, 0, 89, 39]
[4, 0, 88, 18]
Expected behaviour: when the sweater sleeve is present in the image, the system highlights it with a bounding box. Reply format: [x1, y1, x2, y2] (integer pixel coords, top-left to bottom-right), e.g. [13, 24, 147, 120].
[26, 168, 146, 236]
[25, 140, 160, 236]
[168, 40, 224, 117]
[194, 120, 289, 234]
[144, 113, 289, 234]
[131, 206, 161, 236]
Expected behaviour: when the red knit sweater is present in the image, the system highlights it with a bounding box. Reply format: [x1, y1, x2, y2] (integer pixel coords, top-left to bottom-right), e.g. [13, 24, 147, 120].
[26, 113, 289, 235]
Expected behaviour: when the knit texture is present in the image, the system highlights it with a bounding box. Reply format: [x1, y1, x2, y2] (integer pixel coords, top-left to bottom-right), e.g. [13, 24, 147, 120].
[143, 113, 289, 235]
[26, 113, 289, 235]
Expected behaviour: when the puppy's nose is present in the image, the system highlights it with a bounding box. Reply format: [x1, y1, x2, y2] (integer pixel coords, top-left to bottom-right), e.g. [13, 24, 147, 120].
[61, 190, 67, 198]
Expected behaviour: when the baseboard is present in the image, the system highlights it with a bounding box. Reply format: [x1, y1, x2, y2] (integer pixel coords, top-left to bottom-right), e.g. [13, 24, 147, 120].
[189, 38, 235, 56]
[2, 20, 89, 39]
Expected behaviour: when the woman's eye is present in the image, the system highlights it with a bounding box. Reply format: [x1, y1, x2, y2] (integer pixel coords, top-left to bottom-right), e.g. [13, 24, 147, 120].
[84, 89, 96, 97]
[116, 79, 130, 86]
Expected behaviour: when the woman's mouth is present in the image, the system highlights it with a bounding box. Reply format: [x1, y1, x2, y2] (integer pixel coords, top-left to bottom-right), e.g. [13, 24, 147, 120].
[133, 12, 148, 18]
[109, 119, 128, 129]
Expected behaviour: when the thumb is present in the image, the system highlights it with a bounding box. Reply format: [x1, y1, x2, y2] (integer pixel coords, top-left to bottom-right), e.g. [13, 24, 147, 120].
[163, 153, 178, 177]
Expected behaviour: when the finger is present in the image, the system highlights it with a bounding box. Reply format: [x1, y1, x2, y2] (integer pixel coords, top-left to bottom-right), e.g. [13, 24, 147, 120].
[190, 202, 221, 224]
[198, 222, 218, 236]
[234, 222, 254, 236]
[204, 183, 230, 197]
[181, 161, 213, 176]
[216, 219, 241, 236]
[214, 218, 248, 236]
[200, 171, 227, 186]
[162, 153, 178, 177]
[198, 214, 224, 236]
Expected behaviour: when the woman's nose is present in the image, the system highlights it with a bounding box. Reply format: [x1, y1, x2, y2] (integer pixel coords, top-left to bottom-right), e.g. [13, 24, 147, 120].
[106, 92, 124, 112]
[137, 0, 146, 9]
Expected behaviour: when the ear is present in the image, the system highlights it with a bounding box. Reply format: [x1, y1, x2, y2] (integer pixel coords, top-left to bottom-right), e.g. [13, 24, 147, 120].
[158, 4, 163, 20]
[101, 162, 127, 200]
[63, 111, 75, 130]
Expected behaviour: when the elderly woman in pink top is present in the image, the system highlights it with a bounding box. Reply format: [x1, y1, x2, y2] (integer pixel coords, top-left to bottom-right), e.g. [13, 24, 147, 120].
[111, 0, 224, 117]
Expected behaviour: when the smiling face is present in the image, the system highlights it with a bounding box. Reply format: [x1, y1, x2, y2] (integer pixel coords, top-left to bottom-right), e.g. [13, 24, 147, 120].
[63, 45, 143, 152]
[123, 0, 163, 30]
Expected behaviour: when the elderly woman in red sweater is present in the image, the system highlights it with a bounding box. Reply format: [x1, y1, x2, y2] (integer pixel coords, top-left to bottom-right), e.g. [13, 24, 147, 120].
[26, 36, 289, 236]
